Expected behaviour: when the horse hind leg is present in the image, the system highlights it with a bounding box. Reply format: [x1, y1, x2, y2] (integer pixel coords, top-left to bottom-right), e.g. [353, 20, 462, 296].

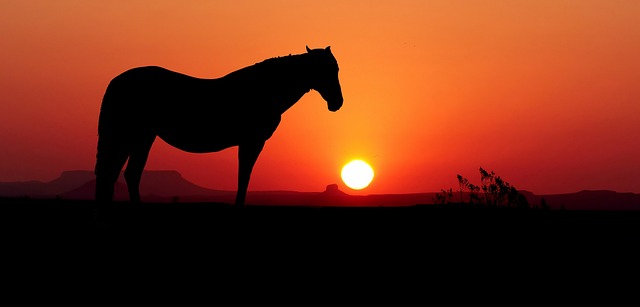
[123, 134, 156, 203]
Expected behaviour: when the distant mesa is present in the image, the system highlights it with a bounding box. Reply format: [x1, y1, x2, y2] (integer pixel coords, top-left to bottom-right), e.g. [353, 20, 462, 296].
[0, 170, 95, 198]
[322, 184, 348, 197]
[0, 170, 231, 201]
[66, 170, 233, 202]
[62, 179, 128, 201]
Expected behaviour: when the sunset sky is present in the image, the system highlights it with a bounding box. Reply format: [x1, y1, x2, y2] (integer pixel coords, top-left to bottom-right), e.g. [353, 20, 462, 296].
[1, 1, 639, 195]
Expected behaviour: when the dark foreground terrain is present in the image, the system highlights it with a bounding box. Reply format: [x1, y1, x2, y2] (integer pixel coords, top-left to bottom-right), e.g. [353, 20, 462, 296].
[2, 197, 638, 287]
[2, 197, 639, 242]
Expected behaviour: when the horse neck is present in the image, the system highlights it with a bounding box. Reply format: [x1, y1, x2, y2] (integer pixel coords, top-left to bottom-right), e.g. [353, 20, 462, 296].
[264, 55, 314, 114]
[218, 54, 314, 114]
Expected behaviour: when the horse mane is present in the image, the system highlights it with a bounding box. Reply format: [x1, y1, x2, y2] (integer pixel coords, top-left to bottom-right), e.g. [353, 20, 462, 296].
[254, 53, 307, 70]
[228, 53, 308, 79]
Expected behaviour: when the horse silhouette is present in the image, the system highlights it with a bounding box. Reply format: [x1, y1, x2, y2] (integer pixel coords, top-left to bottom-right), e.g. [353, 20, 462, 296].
[95, 46, 343, 207]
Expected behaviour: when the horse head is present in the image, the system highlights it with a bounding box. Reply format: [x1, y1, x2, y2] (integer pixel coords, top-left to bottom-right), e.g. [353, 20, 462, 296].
[306, 46, 343, 112]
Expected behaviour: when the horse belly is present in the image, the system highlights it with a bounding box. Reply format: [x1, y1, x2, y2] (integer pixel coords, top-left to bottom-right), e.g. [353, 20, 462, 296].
[156, 121, 239, 153]
[155, 113, 281, 153]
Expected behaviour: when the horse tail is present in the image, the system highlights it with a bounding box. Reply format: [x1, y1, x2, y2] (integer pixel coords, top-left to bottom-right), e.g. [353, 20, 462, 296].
[94, 79, 130, 200]
[95, 83, 114, 175]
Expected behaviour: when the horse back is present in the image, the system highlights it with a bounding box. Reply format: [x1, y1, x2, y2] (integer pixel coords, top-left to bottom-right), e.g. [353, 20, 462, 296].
[100, 66, 282, 153]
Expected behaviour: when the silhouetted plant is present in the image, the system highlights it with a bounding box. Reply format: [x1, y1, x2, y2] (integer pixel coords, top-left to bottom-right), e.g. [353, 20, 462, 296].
[540, 198, 549, 210]
[457, 174, 468, 203]
[455, 174, 482, 205]
[468, 183, 481, 205]
[434, 188, 454, 204]
[438, 167, 529, 208]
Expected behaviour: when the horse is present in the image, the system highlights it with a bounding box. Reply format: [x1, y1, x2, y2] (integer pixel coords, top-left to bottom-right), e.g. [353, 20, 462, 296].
[95, 46, 343, 207]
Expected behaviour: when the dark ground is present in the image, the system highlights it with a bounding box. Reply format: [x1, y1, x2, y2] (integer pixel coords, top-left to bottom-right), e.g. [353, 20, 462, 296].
[2, 197, 639, 242]
[2, 197, 637, 290]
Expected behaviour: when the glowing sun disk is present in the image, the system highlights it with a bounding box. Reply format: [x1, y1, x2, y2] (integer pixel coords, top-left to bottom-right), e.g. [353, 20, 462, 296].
[341, 160, 374, 190]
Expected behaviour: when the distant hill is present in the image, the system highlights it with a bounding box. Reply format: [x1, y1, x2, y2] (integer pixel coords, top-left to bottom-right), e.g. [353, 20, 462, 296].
[0, 170, 231, 201]
[0, 170, 95, 198]
[1, 170, 639, 210]
[0, 170, 436, 206]
[244, 184, 438, 207]
[526, 190, 640, 211]
[62, 170, 234, 202]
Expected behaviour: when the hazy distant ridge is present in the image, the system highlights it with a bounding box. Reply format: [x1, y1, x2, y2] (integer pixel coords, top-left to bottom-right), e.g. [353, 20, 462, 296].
[0, 170, 95, 198]
[1, 171, 639, 210]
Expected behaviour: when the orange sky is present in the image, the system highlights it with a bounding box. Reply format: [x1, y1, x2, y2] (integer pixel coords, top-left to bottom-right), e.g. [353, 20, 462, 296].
[1, 1, 639, 194]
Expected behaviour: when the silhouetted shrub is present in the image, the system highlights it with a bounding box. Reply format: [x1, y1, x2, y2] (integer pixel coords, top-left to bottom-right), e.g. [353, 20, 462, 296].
[436, 167, 530, 209]
[434, 188, 454, 204]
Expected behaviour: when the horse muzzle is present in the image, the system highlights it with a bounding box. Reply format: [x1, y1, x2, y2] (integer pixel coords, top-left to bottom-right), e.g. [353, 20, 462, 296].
[328, 98, 343, 112]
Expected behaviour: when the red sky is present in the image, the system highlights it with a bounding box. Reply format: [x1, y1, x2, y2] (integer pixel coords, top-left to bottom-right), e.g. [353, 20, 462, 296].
[1, 1, 639, 195]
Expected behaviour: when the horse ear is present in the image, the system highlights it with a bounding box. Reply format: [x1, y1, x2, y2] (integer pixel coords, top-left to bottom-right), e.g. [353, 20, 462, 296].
[325, 46, 331, 52]
[306, 46, 312, 53]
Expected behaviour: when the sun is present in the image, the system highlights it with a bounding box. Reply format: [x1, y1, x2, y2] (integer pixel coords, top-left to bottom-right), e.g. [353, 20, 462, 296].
[341, 160, 374, 190]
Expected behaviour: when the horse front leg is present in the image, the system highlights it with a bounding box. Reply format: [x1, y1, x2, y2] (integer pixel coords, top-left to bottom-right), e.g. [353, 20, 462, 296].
[236, 141, 265, 207]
